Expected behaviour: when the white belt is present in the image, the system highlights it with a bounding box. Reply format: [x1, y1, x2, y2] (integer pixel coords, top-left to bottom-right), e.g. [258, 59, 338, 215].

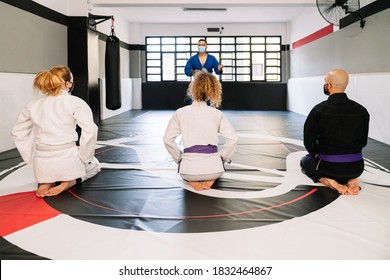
[35, 142, 76, 151]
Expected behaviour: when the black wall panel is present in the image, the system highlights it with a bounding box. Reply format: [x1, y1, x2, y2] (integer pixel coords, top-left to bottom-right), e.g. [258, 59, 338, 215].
[142, 82, 286, 110]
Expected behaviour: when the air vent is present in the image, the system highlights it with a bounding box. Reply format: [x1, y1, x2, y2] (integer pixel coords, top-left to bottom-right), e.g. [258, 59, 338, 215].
[183, 8, 227, 12]
[207, 28, 220, 32]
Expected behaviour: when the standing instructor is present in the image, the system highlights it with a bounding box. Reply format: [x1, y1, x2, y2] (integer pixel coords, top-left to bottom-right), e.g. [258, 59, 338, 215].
[185, 39, 223, 77]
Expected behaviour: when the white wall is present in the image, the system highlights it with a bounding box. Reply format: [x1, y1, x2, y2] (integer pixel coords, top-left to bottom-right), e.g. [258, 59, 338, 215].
[32, 1, 131, 43]
[0, 73, 35, 152]
[138, 22, 289, 44]
[32, 0, 69, 15]
[92, 7, 132, 44]
[288, 73, 390, 145]
[289, 7, 331, 46]
[99, 78, 133, 120]
[32, 0, 88, 16]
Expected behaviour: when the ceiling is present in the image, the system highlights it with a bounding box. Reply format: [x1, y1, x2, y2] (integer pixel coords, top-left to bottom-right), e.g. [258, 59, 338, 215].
[88, 0, 318, 24]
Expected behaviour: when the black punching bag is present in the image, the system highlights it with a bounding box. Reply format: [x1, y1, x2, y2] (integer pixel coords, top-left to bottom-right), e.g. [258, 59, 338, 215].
[105, 24, 121, 110]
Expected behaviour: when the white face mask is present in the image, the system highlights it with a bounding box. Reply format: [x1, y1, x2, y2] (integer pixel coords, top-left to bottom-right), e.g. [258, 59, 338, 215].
[198, 46, 206, 53]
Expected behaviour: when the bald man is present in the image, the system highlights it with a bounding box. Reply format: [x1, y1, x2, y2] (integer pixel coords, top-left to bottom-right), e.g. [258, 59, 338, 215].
[300, 69, 370, 195]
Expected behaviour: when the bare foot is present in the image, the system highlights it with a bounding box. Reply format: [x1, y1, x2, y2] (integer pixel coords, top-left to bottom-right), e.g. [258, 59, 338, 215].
[36, 183, 55, 197]
[189, 181, 203, 191]
[346, 178, 360, 195]
[202, 180, 216, 190]
[319, 177, 349, 195]
[44, 180, 76, 197]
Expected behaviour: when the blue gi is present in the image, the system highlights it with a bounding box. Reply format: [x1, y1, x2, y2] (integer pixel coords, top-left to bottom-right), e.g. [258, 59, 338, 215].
[185, 54, 222, 77]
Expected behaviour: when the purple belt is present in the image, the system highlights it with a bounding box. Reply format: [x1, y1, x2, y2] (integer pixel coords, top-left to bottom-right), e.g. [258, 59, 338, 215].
[320, 153, 363, 163]
[183, 144, 218, 154]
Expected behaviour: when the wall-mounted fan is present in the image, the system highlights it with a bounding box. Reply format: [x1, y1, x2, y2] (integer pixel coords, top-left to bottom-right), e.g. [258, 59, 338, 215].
[316, 0, 365, 28]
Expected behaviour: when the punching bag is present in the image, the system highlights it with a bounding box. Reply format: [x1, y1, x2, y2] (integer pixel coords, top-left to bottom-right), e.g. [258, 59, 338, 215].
[105, 22, 121, 110]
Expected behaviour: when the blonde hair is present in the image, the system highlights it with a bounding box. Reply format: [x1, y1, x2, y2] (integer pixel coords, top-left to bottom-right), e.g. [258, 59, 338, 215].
[33, 66, 72, 96]
[187, 72, 222, 107]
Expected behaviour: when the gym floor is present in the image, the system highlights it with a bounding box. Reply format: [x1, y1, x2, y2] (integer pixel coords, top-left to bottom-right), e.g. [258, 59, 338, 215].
[1, 110, 389, 260]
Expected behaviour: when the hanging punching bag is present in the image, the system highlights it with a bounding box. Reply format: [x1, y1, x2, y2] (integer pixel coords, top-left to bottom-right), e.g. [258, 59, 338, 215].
[105, 19, 121, 110]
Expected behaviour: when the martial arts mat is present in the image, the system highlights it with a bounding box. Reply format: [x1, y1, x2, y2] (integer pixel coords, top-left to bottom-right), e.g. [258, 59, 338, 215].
[1, 110, 389, 260]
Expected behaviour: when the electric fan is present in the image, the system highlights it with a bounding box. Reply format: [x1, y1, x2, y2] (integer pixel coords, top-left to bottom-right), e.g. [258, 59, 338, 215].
[316, 0, 365, 28]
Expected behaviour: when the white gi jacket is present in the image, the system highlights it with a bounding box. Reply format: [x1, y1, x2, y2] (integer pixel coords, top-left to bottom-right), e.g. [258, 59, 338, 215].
[11, 90, 98, 182]
[163, 101, 237, 177]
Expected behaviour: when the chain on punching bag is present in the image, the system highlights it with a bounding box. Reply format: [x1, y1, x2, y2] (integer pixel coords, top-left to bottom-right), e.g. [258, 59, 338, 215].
[105, 17, 121, 110]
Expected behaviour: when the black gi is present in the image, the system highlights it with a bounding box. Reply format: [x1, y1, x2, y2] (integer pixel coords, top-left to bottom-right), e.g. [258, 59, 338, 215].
[300, 93, 370, 184]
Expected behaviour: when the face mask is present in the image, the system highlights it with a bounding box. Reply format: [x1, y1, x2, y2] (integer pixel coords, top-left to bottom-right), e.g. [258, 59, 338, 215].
[68, 81, 75, 93]
[323, 84, 330, 96]
[198, 46, 206, 53]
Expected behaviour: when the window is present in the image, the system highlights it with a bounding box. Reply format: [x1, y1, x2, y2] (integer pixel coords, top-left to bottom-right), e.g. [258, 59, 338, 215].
[145, 36, 281, 82]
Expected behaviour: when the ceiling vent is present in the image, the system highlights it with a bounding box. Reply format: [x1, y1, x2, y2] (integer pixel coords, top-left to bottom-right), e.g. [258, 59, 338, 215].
[207, 27, 220, 32]
[183, 8, 227, 12]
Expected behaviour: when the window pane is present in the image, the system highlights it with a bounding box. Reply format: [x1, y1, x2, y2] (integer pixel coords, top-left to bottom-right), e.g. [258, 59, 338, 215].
[147, 53, 160, 59]
[177, 37, 190, 44]
[147, 45, 160, 52]
[266, 53, 280, 59]
[266, 74, 280, 81]
[162, 53, 175, 80]
[147, 60, 161, 67]
[220, 59, 233, 66]
[236, 60, 250, 66]
[236, 52, 250, 59]
[222, 66, 233, 73]
[251, 45, 265, 51]
[266, 37, 281, 44]
[192, 37, 204, 44]
[148, 75, 161, 81]
[177, 45, 190, 52]
[221, 37, 235, 44]
[176, 53, 190, 59]
[147, 68, 161, 74]
[236, 45, 250, 51]
[177, 74, 190, 81]
[236, 75, 250, 81]
[236, 37, 250, 44]
[221, 52, 235, 59]
[162, 37, 175, 44]
[252, 53, 265, 81]
[266, 67, 280, 74]
[147, 37, 160, 44]
[221, 45, 235, 51]
[176, 66, 184, 74]
[236, 67, 250, 74]
[222, 74, 235, 81]
[207, 45, 220, 52]
[267, 59, 280, 66]
[251, 37, 265, 44]
[252, 53, 264, 63]
[162, 45, 175, 52]
[176, 60, 187, 66]
[266, 45, 281, 51]
[206, 37, 220, 44]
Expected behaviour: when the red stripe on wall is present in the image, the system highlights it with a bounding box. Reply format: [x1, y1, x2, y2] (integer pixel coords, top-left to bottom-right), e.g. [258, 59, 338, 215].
[292, 24, 334, 49]
[0, 192, 61, 236]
